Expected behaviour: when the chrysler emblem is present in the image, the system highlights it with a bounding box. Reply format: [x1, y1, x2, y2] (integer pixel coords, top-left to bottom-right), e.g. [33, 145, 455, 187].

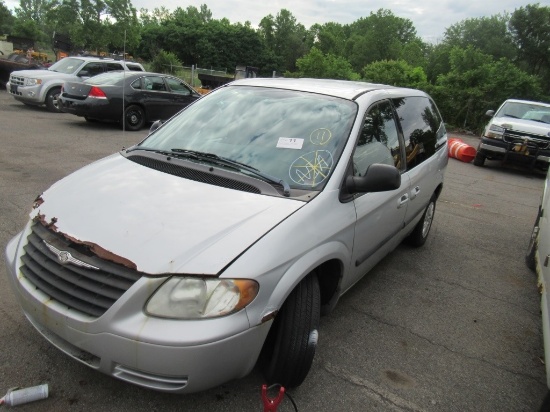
[43, 240, 99, 270]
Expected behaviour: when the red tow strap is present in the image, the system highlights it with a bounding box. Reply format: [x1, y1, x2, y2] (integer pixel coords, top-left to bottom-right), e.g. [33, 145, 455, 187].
[261, 384, 285, 412]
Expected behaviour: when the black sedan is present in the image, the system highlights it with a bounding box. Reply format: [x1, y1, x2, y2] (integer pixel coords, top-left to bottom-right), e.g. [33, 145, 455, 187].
[59, 71, 201, 131]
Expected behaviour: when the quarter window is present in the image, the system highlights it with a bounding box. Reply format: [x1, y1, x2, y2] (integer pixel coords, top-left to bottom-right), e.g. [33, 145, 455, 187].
[166, 77, 191, 95]
[353, 100, 401, 177]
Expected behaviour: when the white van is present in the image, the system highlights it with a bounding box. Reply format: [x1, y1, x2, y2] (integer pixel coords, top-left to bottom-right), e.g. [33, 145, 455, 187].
[4, 78, 448, 393]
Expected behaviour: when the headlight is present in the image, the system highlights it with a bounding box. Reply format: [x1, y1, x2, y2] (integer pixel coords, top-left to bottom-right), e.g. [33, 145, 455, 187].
[145, 277, 259, 319]
[26, 78, 42, 86]
[485, 123, 504, 139]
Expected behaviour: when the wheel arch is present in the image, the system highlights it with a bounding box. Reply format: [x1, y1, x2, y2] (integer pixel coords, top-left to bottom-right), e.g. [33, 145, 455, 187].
[250, 242, 347, 327]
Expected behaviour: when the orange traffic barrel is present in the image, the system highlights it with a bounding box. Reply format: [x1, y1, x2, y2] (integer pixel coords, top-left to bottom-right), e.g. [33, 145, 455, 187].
[448, 138, 477, 163]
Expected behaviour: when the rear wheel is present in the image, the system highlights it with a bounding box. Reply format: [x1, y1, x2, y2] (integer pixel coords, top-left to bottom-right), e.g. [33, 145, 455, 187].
[260, 274, 320, 388]
[406, 195, 436, 247]
[124, 105, 145, 131]
[45, 87, 62, 113]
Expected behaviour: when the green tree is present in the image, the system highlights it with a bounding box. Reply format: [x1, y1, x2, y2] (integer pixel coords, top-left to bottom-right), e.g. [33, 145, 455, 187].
[362, 60, 427, 88]
[0, 0, 15, 35]
[345, 9, 422, 72]
[433, 46, 542, 131]
[443, 14, 515, 60]
[509, 3, 550, 89]
[104, 0, 140, 52]
[293, 46, 360, 80]
[258, 9, 308, 72]
[308, 22, 348, 57]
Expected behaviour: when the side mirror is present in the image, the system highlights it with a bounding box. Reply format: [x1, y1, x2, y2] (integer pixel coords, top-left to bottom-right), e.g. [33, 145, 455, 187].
[149, 119, 164, 134]
[346, 163, 401, 194]
[485, 110, 495, 117]
[78, 70, 90, 78]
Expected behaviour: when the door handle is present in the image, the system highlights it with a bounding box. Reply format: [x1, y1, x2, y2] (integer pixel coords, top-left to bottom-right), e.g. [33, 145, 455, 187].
[410, 186, 420, 200]
[398, 194, 409, 208]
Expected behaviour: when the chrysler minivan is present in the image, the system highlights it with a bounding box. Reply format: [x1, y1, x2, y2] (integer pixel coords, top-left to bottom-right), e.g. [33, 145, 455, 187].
[4, 78, 448, 393]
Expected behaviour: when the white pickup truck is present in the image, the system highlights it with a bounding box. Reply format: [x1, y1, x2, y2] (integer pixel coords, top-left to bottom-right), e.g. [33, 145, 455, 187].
[7, 56, 144, 112]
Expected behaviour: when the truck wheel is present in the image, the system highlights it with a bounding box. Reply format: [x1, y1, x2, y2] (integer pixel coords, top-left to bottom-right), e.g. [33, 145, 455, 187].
[473, 151, 485, 166]
[526, 211, 540, 271]
[45, 88, 62, 113]
[260, 273, 320, 388]
[124, 105, 145, 131]
[405, 195, 436, 247]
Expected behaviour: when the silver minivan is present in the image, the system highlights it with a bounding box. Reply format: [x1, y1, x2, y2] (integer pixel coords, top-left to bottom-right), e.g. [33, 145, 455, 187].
[4, 78, 448, 393]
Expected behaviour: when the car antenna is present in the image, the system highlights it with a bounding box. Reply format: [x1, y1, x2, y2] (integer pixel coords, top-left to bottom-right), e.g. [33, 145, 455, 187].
[122, 29, 126, 134]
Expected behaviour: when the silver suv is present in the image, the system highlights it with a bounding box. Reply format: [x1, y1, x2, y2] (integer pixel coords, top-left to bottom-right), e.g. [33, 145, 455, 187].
[475, 99, 550, 171]
[4, 78, 447, 393]
[7, 56, 144, 112]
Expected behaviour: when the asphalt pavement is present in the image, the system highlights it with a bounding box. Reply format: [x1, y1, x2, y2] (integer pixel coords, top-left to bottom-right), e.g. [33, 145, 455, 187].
[0, 88, 546, 411]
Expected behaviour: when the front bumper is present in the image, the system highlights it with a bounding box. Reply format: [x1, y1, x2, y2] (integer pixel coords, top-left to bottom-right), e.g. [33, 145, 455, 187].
[478, 137, 550, 168]
[7, 81, 43, 105]
[4, 230, 271, 393]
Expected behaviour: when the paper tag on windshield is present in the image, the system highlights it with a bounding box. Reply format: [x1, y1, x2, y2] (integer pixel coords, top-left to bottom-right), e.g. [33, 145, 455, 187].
[277, 137, 304, 149]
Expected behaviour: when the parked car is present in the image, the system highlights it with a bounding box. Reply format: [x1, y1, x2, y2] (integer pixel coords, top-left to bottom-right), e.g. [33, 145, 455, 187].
[7, 56, 144, 113]
[4, 78, 448, 393]
[526, 169, 550, 409]
[474, 99, 550, 172]
[59, 71, 201, 131]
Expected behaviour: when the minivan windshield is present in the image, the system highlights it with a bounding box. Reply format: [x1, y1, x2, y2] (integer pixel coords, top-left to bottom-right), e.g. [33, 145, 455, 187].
[48, 57, 84, 74]
[496, 101, 550, 123]
[139, 86, 357, 191]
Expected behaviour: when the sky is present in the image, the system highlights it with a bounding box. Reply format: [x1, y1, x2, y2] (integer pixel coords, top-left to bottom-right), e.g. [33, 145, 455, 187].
[3, 0, 539, 43]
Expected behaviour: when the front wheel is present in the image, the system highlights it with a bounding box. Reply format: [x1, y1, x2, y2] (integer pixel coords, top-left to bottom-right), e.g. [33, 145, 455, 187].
[123, 105, 145, 131]
[473, 151, 485, 166]
[45, 87, 62, 113]
[260, 274, 321, 388]
[405, 195, 436, 247]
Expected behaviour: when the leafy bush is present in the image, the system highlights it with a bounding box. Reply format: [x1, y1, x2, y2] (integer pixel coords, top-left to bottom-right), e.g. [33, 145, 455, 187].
[150, 50, 182, 74]
[362, 59, 427, 88]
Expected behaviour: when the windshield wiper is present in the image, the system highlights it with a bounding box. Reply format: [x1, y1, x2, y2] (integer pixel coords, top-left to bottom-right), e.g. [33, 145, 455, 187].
[171, 149, 291, 197]
[125, 146, 291, 196]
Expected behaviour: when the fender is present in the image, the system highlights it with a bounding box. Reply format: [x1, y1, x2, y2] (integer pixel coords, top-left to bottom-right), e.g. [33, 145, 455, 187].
[244, 240, 351, 327]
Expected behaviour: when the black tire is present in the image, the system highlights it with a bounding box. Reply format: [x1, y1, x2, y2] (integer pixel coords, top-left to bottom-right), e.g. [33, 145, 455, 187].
[473, 151, 485, 166]
[45, 87, 62, 113]
[526, 210, 540, 271]
[405, 195, 436, 247]
[261, 274, 321, 388]
[84, 116, 97, 123]
[540, 390, 550, 412]
[123, 105, 145, 131]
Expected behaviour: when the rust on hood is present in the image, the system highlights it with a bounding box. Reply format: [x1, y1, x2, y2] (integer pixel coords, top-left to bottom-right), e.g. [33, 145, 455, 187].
[64, 234, 138, 270]
[34, 213, 58, 232]
[34, 218, 137, 271]
[33, 195, 44, 209]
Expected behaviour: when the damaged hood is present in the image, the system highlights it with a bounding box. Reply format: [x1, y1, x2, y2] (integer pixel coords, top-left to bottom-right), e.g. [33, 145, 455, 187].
[31, 154, 304, 275]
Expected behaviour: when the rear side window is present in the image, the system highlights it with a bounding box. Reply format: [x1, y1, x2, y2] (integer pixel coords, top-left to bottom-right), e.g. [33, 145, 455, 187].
[105, 63, 124, 71]
[392, 97, 445, 170]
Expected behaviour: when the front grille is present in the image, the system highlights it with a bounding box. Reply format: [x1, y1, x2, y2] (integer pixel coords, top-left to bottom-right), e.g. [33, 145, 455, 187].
[20, 222, 142, 318]
[10, 75, 25, 86]
[503, 130, 550, 149]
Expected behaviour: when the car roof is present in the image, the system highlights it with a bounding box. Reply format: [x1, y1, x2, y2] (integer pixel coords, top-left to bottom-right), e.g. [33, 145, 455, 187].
[230, 78, 424, 100]
[503, 99, 550, 108]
